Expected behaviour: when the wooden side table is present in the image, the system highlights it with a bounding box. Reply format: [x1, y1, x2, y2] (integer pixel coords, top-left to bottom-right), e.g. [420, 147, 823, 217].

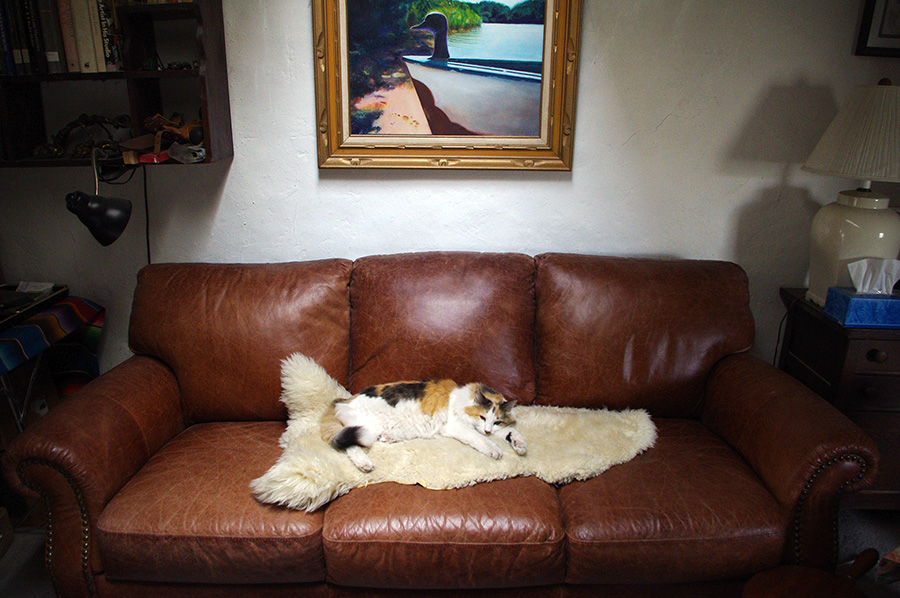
[778, 288, 900, 509]
[742, 548, 878, 598]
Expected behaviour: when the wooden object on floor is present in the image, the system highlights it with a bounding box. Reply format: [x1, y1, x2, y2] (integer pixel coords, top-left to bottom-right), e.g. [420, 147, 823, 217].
[0, 507, 12, 558]
[743, 548, 879, 598]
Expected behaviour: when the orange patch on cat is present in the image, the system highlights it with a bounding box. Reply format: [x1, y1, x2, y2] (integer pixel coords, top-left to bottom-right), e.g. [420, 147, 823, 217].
[419, 379, 457, 416]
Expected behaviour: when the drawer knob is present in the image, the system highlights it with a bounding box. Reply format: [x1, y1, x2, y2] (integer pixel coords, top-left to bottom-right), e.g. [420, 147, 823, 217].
[867, 349, 889, 363]
[862, 386, 879, 400]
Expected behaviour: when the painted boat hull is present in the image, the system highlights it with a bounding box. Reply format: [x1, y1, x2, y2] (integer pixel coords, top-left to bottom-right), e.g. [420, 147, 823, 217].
[403, 56, 542, 137]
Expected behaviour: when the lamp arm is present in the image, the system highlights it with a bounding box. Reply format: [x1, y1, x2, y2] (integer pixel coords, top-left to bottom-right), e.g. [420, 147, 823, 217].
[91, 148, 101, 195]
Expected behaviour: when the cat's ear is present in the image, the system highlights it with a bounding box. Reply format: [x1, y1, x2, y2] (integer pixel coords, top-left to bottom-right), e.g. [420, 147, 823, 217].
[473, 385, 491, 406]
[500, 400, 517, 412]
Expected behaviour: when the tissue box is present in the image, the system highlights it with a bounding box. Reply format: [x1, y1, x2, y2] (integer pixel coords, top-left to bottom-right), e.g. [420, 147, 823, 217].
[823, 287, 900, 328]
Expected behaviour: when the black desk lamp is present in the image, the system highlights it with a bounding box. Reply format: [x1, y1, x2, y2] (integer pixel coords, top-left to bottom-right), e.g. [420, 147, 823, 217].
[65, 148, 132, 246]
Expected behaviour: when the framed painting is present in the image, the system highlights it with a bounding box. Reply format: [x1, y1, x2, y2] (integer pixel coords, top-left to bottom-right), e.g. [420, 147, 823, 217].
[856, 0, 900, 57]
[312, 0, 583, 170]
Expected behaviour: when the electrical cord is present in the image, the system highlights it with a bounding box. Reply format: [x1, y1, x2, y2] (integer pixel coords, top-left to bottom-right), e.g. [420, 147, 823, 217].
[142, 165, 151, 265]
[773, 292, 802, 366]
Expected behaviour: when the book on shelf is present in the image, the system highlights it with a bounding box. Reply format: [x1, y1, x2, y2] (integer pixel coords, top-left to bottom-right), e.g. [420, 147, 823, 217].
[56, 0, 80, 72]
[86, 0, 103, 72]
[97, 0, 120, 71]
[37, 0, 66, 73]
[23, 0, 50, 73]
[6, 1, 32, 74]
[0, 0, 71, 74]
[69, 0, 98, 71]
[0, 0, 179, 76]
[0, 2, 15, 74]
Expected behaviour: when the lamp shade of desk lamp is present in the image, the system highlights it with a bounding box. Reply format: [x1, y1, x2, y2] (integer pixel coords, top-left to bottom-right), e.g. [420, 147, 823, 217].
[65, 147, 132, 247]
[65, 191, 132, 247]
[802, 81, 900, 306]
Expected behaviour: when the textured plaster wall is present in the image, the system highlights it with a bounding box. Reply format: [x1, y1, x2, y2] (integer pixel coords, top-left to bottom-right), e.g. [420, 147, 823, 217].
[1, 0, 899, 372]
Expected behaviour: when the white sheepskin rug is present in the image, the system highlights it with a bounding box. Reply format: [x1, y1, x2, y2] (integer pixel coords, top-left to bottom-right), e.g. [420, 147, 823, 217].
[251, 353, 658, 512]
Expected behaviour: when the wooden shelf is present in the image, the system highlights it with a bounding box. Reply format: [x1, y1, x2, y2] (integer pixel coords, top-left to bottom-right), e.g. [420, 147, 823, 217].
[0, 0, 232, 166]
[0, 69, 201, 82]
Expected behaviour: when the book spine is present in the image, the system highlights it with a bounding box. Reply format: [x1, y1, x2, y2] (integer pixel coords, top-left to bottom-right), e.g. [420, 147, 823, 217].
[0, 1, 15, 74]
[96, 0, 117, 70]
[68, 0, 96, 71]
[8, 1, 30, 73]
[38, 0, 65, 72]
[86, 0, 102, 72]
[55, 0, 78, 71]
[23, 0, 48, 73]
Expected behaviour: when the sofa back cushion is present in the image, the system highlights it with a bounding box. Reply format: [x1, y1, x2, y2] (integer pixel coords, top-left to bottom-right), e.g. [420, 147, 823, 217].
[534, 254, 754, 417]
[350, 252, 537, 404]
[129, 260, 352, 424]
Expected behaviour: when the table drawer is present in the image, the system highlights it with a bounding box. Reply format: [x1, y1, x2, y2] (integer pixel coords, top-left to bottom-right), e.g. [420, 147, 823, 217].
[850, 341, 900, 374]
[847, 374, 900, 412]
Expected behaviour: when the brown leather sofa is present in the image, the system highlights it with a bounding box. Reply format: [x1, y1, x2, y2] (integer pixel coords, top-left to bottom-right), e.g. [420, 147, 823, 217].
[2, 252, 879, 598]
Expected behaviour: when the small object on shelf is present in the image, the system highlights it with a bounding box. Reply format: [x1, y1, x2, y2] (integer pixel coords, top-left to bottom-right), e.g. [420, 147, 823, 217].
[144, 112, 202, 144]
[32, 112, 131, 159]
[138, 150, 170, 164]
[168, 142, 205, 164]
[824, 287, 900, 329]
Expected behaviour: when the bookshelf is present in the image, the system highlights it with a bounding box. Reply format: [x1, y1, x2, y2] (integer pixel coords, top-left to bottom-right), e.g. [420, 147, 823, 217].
[0, 0, 232, 166]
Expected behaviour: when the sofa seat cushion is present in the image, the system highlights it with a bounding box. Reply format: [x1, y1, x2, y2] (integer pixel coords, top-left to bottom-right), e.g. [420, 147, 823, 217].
[322, 477, 565, 590]
[97, 422, 326, 584]
[560, 419, 786, 585]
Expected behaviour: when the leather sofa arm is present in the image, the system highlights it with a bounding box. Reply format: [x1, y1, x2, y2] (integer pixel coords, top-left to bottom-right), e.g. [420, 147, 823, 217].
[1, 355, 183, 598]
[701, 352, 879, 569]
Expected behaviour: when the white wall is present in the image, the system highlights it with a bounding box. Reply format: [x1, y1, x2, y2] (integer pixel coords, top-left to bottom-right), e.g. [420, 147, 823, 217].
[1, 0, 899, 372]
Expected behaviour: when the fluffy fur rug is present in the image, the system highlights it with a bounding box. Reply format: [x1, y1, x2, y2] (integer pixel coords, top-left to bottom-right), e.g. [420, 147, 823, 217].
[251, 353, 658, 512]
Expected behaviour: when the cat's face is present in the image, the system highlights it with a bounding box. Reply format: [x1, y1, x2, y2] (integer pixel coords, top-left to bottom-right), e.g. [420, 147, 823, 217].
[465, 384, 516, 435]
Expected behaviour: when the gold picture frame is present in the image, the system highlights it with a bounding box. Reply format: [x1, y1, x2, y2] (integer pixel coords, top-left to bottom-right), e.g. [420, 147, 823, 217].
[312, 0, 583, 170]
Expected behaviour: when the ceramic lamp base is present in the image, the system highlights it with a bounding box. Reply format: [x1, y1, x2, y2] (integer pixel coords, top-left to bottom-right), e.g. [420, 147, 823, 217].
[806, 189, 900, 306]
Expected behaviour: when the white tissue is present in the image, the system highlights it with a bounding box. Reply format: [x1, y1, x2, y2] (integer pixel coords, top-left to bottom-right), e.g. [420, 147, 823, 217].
[848, 258, 900, 295]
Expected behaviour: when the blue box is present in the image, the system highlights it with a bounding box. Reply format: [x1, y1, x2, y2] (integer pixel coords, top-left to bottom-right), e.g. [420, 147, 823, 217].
[823, 287, 900, 328]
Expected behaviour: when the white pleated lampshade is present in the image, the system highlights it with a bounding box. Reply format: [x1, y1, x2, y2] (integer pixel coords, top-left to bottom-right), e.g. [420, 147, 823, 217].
[802, 83, 900, 183]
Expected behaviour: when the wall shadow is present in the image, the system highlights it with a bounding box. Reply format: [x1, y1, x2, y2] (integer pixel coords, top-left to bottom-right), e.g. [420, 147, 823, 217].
[724, 78, 839, 360]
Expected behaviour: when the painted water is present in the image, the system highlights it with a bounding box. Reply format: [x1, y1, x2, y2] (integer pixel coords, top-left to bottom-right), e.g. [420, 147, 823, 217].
[447, 23, 544, 62]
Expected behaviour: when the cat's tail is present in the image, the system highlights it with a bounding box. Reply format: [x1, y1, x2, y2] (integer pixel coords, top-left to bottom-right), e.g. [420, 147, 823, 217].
[330, 425, 377, 450]
[319, 408, 377, 449]
[321, 413, 378, 472]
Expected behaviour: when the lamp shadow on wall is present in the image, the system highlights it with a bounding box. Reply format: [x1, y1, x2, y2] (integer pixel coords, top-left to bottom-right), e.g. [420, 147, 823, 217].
[723, 78, 838, 358]
[148, 159, 231, 261]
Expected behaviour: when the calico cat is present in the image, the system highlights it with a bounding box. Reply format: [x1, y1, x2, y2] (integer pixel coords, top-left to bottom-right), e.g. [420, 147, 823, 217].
[322, 379, 527, 472]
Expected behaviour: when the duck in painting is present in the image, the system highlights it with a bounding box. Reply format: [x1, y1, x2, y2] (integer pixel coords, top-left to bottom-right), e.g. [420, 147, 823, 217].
[411, 12, 450, 60]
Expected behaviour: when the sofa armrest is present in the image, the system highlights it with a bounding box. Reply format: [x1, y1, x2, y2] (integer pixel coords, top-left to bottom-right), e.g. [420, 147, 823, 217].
[1, 355, 183, 598]
[701, 352, 879, 568]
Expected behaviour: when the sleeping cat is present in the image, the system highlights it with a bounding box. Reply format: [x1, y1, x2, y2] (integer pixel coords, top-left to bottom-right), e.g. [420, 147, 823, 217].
[322, 379, 527, 472]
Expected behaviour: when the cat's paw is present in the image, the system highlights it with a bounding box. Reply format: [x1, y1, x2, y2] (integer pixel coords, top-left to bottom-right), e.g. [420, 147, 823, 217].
[503, 429, 527, 455]
[507, 434, 527, 456]
[377, 432, 397, 443]
[347, 447, 375, 472]
[485, 443, 503, 460]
